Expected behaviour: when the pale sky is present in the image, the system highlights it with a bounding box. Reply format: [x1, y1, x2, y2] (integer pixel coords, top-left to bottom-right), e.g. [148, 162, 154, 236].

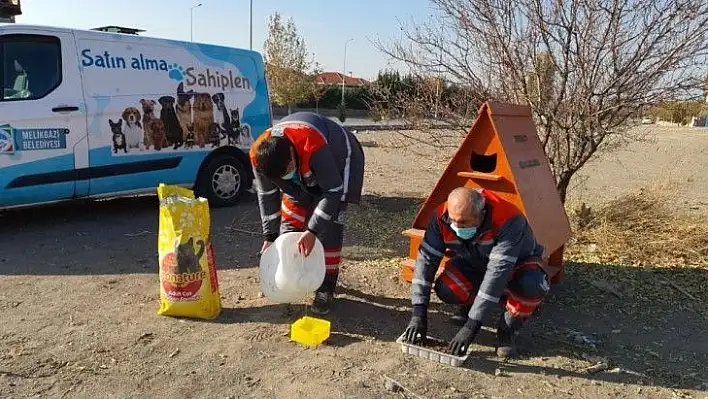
[14, 0, 434, 80]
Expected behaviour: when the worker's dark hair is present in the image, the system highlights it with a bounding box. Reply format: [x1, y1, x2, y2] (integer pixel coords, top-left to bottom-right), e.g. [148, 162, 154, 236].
[255, 136, 293, 179]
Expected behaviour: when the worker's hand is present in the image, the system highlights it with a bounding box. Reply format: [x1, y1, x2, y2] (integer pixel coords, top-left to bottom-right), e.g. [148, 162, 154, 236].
[296, 230, 317, 257]
[259, 241, 273, 255]
[402, 316, 427, 344]
[447, 320, 481, 356]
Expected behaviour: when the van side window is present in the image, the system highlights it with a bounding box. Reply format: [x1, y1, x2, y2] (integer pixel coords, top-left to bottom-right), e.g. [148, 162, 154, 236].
[0, 35, 62, 101]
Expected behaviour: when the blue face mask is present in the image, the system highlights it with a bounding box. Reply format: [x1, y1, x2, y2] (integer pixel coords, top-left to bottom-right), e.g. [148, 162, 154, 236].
[281, 168, 299, 184]
[451, 223, 477, 240]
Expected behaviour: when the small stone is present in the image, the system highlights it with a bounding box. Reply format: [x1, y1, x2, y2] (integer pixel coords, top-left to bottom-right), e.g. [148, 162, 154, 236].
[384, 377, 402, 392]
[99, 364, 107, 369]
[169, 349, 180, 358]
[494, 368, 503, 377]
[257, 292, 265, 298]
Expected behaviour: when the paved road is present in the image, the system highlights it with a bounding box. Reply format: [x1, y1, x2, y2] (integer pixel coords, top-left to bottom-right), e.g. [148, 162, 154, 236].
[273, 116, 409, 129]
[273, 117, 455, 132]
[0, 194, 262, 276]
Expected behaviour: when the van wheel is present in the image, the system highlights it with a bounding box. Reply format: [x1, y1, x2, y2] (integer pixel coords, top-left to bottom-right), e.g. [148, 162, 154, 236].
[196, 155, 247, 207]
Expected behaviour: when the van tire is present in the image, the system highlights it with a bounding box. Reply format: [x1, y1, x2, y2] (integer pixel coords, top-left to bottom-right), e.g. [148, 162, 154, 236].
[196, 154, 248, 208]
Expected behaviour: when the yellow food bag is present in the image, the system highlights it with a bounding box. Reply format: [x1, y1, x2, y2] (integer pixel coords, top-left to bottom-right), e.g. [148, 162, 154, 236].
[156, 184, 221, 319]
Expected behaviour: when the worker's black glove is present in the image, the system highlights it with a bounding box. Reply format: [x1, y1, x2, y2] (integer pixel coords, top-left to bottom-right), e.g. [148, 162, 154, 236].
[403, 305, 428, 343]
[403, 316, 427, 343]
[447, 319, 482, 356]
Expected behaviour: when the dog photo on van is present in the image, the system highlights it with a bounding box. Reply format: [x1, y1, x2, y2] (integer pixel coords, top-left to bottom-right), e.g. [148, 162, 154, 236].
[193, 93, 214, 148]
[212, 92, 232, 142]
[140, 99, 159, 150]
[159, 95, 184, 150]
[109, 119, 127, 154]
[109, 86, 253, 157]
[176, 82, 195, 143]
[230, 107, 253, 148]
[121, 107, 143, 151]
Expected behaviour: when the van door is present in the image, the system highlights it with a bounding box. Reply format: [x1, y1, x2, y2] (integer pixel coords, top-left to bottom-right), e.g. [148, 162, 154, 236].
[0, 30, 89, 208]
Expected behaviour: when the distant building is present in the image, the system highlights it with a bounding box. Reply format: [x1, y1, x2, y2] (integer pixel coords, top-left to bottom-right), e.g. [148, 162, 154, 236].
[315, 72, 369, 88]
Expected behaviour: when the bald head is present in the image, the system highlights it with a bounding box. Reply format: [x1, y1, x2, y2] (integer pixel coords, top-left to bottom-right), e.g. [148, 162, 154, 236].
[447, 187, 486, 228]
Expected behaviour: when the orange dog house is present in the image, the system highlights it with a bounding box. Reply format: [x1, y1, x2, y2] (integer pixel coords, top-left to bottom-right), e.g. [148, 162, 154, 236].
[401, 102, 572, 284]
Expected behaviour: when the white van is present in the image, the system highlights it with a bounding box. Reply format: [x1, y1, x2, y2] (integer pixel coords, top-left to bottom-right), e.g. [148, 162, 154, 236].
[0, 24, 272, 210]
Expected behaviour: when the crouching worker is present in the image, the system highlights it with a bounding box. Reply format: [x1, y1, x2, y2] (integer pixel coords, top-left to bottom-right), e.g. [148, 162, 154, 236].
[249, 112, 365, 315]
[402, 187, 551, 358]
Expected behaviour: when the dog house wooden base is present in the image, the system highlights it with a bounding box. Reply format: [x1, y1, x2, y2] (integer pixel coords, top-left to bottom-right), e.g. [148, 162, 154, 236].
[400, 102, 572, 284]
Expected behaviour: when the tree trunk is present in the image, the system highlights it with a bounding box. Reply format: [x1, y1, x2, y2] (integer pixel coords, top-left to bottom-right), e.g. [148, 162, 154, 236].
[287, 104, 292, 115]
[556, 172, 572, 205]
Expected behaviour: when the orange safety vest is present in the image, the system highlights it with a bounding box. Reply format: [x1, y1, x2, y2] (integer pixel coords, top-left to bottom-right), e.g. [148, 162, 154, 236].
[434, 189, 521, 244]
[249, 123, 327, 181]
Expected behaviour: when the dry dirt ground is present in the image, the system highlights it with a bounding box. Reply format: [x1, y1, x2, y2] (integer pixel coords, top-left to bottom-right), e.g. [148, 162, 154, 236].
[1, 126, 707, 398]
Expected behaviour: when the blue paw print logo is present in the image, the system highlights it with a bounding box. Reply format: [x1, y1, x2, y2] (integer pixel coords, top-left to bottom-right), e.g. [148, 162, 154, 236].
[168, 64, 185, 81]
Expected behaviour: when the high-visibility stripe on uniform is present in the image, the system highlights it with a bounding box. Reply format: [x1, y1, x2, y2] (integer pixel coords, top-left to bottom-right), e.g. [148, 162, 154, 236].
[324, 249, 341, 274]
[281, 196, 307, 229]
[258, 188, 279, 196]
[503, 257, 546, 318]
[439, 266, 474, 303]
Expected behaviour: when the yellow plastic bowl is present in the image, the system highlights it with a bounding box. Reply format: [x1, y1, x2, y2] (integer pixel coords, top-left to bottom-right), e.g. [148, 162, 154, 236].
[290, 316, 331, 346]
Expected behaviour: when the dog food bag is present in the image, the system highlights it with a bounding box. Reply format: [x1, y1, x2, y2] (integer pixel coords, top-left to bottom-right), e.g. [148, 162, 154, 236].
[156, 184, 221, 319]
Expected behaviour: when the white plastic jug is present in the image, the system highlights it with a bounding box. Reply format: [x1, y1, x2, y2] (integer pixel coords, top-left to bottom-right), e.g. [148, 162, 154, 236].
[259, 232, 326, 303]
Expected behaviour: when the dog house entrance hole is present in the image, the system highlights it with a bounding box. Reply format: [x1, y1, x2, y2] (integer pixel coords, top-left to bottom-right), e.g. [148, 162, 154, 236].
[470, 152, 497, 173]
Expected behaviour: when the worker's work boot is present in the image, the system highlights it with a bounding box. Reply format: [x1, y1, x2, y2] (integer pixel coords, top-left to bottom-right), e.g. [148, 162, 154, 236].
[450, 304, 472, 326]
[496, 313, 522, 358]
[310, 291, 334, 315]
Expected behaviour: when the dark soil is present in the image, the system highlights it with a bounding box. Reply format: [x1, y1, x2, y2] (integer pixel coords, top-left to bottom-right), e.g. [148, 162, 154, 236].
[419, 338, 451, 353]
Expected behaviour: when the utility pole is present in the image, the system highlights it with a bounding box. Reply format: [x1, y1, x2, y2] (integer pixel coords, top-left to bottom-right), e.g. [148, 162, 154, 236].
[190, 3, 203, 42]
[249, 0, 253, 50]
[341, 38, 353, 106]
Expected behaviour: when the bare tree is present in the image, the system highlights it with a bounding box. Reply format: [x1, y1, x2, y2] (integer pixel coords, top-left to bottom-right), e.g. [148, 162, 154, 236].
[377, 0, 708, 202]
